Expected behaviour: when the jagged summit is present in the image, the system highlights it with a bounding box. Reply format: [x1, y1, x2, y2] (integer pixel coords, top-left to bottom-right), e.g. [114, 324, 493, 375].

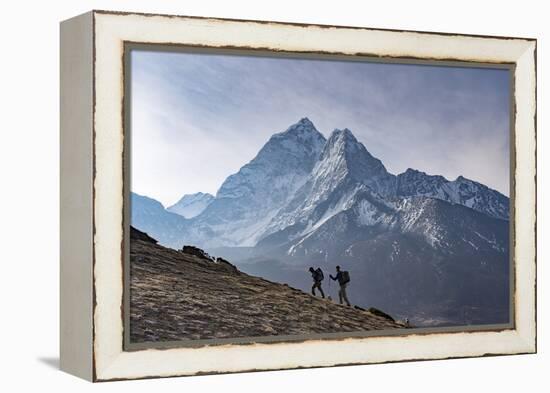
[274, 117, 320, 137]
[318, 127, 391, 193]
[329, 127, 358, 141]
[216, 118, 326, 201]
[324, 127, 367, 158]
[292, 116, 315, 129]
[268, 117, 326, 154]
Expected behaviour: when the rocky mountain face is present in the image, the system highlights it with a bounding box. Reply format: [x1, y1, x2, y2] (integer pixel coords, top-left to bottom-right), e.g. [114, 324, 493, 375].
[166, 192, 214, 218]
[395, 169, 509, 220]
[129, 226, 405, 343]
[257, 128, 395, 247]
[131, 117, 510, 327]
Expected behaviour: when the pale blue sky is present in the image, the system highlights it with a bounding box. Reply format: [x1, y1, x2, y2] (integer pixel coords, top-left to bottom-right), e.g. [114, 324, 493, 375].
[130, 49, 510, 206]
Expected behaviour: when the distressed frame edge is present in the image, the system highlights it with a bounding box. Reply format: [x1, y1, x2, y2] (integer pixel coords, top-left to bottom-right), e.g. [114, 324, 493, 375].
[91, 8, 538, 42]
[512, 40, 537, 354]
[90, 11, 537, 381]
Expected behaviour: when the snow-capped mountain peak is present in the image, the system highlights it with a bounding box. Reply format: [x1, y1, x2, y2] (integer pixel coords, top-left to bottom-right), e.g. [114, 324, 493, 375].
[258, 127, 394, 241]
[216, 117, 326, 200]
[323, 128, 386, 170]
[181, 118, 328, 247]
[330, 127, 356, 140]
[262, 117, 327, 158]
[167, 192, 214, 218]
[281, 117, 317, 136]
[316, 127, 393, 195]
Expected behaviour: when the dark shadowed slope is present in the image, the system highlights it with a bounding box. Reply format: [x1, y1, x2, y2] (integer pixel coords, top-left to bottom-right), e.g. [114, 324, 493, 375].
[129, 227, 406, 343]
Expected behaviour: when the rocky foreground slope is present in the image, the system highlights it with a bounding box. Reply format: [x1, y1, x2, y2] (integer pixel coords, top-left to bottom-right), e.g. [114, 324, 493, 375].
[129, 227, 406, 343]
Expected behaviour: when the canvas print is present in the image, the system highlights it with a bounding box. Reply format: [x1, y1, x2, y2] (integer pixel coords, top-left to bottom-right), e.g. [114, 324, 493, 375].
[127, 48, 511, 345]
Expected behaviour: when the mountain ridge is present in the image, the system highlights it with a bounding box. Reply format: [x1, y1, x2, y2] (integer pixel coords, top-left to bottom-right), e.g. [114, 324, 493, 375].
[132, 117, 508, 249]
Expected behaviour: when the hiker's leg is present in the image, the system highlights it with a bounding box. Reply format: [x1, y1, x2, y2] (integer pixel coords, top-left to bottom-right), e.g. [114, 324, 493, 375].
[338, 288, 343, 304]
[311, 284, 316, 296]
[342, 284, 351, 306]
[319, 285, 325, 298]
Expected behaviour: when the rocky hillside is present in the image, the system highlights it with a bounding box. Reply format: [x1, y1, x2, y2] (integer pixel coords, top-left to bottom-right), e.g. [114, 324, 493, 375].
[129, 226, 406, 343]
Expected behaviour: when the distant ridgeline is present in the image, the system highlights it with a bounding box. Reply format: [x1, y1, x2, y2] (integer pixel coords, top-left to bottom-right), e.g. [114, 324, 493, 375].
[131, 117, 510, 328]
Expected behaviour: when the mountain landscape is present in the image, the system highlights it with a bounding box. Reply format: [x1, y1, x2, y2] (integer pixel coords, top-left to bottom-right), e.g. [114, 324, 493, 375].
[131, 117, 510, 328]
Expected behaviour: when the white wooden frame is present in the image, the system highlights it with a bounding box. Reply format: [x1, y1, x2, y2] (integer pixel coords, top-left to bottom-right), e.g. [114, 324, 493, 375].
[60, 10, 536, 382]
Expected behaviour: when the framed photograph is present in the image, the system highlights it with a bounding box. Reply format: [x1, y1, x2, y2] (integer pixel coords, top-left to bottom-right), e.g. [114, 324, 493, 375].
[60, 10, 537, 382]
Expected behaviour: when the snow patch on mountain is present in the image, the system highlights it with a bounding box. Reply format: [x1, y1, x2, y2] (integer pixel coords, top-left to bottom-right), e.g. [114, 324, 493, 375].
[356, 199, 380, 226]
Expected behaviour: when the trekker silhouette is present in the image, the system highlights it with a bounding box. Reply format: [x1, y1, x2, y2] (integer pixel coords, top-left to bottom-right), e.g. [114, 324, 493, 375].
[330, 265, 351, 306]
[309, 267, 325, 298]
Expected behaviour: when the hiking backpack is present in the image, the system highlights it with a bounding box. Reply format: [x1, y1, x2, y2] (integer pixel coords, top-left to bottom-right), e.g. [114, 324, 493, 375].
[316, 268, 324, 281]
[341, 270, 350, 284]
